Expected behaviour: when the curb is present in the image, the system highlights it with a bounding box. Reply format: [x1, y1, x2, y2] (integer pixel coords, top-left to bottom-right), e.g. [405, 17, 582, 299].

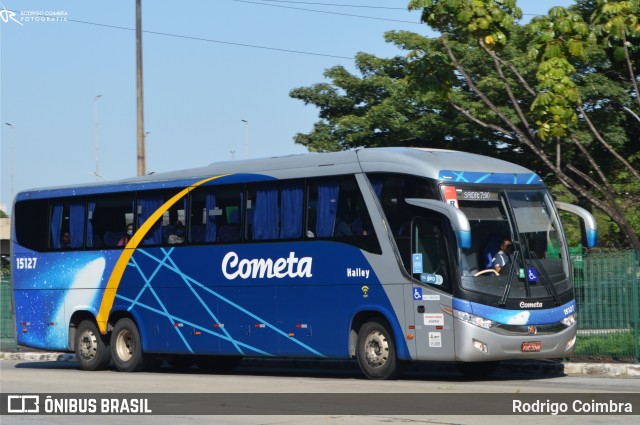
[1, 352, 76, 362]
[1, 351, 637, 377]
[563, 362, 640, 377]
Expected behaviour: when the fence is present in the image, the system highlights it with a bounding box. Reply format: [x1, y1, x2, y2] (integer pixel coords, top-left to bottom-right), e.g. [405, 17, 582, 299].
[0, 273, 15, 350]
[0, 252, 638, 362]
[571, 250, 639, 363]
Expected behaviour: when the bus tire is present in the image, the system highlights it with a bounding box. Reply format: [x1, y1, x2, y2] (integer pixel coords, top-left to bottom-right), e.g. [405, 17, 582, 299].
[111, 318, 146, 372]
[356, 318, 401, 380]
[75, 320, 111, 371]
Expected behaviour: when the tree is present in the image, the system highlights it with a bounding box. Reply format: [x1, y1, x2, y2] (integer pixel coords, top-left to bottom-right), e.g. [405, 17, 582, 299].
[406, 0, 639, 250]
[290, 35, 529, 161]
[290, 0, 639, 250]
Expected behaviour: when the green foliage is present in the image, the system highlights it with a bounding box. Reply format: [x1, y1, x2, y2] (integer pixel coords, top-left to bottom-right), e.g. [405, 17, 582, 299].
[290, 0, 640, 248]
[408, 0, 522, 47]
[591, 0, 640, 41]
[527, 7, 591, 140]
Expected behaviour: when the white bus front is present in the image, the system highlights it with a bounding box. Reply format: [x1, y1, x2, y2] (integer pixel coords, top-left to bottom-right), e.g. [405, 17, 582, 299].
[406, 186, 596, 373]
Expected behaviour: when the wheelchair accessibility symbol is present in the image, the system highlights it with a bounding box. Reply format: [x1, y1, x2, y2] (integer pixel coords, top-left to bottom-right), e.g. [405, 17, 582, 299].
[413, 287, 423, 300]
[527, 267, 538, 283]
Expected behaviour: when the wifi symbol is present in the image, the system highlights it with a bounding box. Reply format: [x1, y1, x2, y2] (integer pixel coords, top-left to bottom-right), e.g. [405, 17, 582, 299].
[361, 286, 369, 297]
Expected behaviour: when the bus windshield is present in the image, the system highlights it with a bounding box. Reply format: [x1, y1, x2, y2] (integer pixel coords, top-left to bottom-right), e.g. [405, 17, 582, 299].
[452, 187, 571, 301]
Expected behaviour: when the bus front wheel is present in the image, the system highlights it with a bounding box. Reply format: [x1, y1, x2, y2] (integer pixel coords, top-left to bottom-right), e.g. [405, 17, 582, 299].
[111, 318, 146, 372]
[75, 320, 111, 371]
[356, 319, 401, 380]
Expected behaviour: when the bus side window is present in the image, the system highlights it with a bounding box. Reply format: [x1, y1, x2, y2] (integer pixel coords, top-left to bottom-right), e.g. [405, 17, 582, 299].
[307, 176, 380, 253]
[88, 194, 135, 249]
[189, 185, 244, 244]
[279, 182, 303, 239]
[50, 199, 85, 250]
[14, 199, 48, 252]
[412, 218, 451, 291]
[190, 187, 219, 243]
[248, 186, 279, 240]
[138, 192, 164, 245]
[307, 179, 339, 238]
[247, 181, 303, 241]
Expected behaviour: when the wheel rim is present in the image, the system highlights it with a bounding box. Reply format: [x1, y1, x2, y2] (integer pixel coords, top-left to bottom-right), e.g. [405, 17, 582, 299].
[78, 329, 98, 362]
[363, 330, 389, 368]
[115, 329, 134, 362]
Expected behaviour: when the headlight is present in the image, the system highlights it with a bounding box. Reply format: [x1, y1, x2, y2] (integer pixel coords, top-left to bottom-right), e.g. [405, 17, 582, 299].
[561, 313, 577, 327]
[452, 309, 496, 330]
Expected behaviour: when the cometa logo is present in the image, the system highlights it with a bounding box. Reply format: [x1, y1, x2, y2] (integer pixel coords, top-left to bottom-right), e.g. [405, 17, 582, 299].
[222, 251, 313, 280]
[519, 301, 543, 309]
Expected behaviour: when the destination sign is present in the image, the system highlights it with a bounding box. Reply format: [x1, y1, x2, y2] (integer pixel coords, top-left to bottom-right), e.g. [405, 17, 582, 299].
[458, 190, 499, 201]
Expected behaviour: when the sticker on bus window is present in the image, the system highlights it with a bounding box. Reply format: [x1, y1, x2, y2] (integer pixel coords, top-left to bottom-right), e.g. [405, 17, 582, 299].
[412, 254, 423, 274]
[420, 273, 443, 285]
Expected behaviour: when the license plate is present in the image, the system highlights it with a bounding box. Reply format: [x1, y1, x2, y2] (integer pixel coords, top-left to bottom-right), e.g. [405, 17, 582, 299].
[521, 341, 542, 352]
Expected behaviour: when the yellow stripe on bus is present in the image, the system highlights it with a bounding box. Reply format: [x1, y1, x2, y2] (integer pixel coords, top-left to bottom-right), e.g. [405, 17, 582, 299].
[96, 174, 229, 333]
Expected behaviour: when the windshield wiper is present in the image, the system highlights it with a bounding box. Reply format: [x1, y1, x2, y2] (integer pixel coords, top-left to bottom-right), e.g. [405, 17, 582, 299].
[498, 251, 519, 307]
[530, 252, 561, 305]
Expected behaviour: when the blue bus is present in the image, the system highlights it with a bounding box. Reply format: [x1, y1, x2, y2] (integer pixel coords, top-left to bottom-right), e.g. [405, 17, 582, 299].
[11, 148, 597, 379]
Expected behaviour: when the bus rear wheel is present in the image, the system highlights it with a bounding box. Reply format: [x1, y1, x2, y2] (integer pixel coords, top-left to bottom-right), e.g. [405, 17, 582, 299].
[111, 318, 146, 372]
[356, 319, 401, 380]
[75, 320, 111, 371]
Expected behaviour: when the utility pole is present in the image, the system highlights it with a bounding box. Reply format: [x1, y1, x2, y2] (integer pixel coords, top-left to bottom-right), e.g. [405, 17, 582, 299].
[136, 0, 146, 176]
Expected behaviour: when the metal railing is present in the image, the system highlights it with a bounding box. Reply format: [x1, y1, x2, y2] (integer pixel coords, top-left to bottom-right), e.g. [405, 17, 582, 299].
[571, 250, 639, 363]
[0, 273, 16, 350]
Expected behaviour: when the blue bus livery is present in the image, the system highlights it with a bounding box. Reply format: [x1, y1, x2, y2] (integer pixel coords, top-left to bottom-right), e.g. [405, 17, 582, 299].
[11, 148, 597, 379]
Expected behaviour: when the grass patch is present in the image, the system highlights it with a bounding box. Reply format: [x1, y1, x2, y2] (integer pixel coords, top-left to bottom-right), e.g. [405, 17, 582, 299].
[572, 331, 638, 361]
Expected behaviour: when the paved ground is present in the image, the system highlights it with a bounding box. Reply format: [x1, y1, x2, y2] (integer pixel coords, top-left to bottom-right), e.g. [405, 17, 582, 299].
[1, 342, 638, 378]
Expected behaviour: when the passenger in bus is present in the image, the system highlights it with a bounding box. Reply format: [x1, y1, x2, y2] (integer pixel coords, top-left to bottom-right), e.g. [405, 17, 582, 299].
[60, 232, 71, 248]
[334, 213, 354, 237]
[118, 224, 134, 247]
[335, 213, 369, 237]
[351, 216, 369, 236]
[168, 221, 185, 244]
[491, 238, 513, 274]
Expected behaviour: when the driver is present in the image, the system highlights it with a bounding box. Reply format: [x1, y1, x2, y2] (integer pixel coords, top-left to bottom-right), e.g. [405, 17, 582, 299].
[491, 238, 513, 274]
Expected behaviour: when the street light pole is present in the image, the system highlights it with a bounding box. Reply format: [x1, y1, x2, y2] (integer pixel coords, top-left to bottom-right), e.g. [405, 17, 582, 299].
[136, 0, 146, 176]
[94, 95, 102, 181]
[4, 123, 14, 203]
[241, 119, 249, 159]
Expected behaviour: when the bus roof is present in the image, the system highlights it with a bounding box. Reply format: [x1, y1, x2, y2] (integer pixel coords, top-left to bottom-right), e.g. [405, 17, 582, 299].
[15, 147, 541, 200]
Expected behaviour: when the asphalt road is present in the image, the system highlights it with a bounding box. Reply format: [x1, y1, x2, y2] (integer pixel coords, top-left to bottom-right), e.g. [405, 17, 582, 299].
[1, 359, 638, 425]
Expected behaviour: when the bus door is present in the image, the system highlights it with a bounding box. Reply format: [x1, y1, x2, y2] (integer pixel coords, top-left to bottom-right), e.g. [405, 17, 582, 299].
[402, 199, 472, 361]
[407, 217, 456, 360]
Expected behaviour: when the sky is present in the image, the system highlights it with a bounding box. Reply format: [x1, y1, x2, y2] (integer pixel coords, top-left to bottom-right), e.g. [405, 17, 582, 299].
[0, 0, 574, 214]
